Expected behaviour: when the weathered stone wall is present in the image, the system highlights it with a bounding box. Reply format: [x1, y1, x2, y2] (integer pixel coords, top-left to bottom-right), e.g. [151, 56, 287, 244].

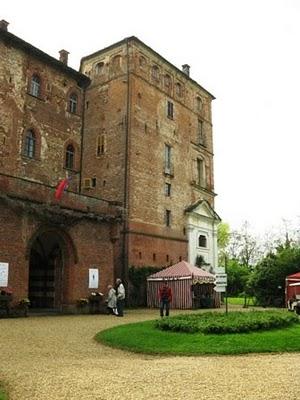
[80, 44, 128, 203]
[0, 40, 84, 190]
[80, 38, 217, 268]
[0, 200, 117, 306]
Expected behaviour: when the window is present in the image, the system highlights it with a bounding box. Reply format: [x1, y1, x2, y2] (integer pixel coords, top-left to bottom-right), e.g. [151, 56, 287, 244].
[153, 253, 156, 261]
[30, 75, 41, 97]
[165, 210, 171, 227]
[196, 96, 203, 112]
[151, 65, 159, 81]
[139, 56, 146, 68]
[164, 74, 172, 89]
[167, 101, 174, 119]
[197, 158, 205, 187]
[137, 93, 142, 107]
[165, 182, 171, 197]
[65, 144, 75, 169]
[112, 55, 121, 72]
[69, 93, 78, 114]
[166, 254, 169, 262]
[164, 144, 172, 174]
[95, 62, 104, 74]
[175, 82, 183, 97]
[198, 235, 207, 247]
[198, 120, 205, 145]
[24, 130, 36, 158]
[97, 135, 106, 156]
[91, 178, 97, 188]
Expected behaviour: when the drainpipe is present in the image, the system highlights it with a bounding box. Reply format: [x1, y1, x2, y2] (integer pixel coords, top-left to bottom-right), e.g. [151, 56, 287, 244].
[79, 85, 87, 194]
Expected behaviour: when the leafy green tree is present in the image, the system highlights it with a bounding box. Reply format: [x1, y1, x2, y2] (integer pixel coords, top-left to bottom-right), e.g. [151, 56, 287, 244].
[217, 222, 230, 266]
[226, 259, 251, 296]
[249, 244, 300, 306]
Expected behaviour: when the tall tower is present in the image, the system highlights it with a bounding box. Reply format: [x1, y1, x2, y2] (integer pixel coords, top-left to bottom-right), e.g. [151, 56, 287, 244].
[80, 37, 220, 277]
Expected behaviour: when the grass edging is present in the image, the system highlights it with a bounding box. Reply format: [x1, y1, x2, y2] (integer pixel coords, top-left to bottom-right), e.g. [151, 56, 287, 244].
[96, 317, 300, 356]
[0, 383, 8, 400]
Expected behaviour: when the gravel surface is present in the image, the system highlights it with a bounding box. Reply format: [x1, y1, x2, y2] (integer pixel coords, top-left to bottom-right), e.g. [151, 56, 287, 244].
[1, 309, 300, 400]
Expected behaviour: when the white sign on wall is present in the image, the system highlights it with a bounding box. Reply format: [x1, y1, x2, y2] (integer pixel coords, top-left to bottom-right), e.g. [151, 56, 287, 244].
[0, 262, 9, 287]
[89, 268, 99, 289]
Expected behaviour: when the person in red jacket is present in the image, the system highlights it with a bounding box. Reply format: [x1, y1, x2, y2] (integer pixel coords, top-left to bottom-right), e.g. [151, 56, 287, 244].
[159, 280, 172, 317]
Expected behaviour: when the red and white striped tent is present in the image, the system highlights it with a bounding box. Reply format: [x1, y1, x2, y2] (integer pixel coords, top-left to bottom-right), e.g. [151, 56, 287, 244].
[147, 261, 216, 309]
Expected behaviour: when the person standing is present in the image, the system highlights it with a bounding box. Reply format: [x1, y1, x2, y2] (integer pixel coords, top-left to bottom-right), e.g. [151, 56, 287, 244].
[106, 284, 117, 315]
[115, 278, 125, 317]
[159, 280, 172, 317]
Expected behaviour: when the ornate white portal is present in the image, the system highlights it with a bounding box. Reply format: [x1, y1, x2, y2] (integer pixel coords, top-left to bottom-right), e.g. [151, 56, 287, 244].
[185, 200, 221, 273]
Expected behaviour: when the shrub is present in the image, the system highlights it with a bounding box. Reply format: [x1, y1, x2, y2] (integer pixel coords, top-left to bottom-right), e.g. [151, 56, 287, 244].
[155, 311, 299, 334]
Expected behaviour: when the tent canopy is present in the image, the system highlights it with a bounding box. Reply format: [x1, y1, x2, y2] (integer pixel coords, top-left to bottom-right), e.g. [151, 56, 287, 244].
[147, 261, 215, 283]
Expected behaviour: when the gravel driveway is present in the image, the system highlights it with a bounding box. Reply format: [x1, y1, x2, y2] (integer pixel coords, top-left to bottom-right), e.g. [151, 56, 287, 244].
[1, 309, 300, 400]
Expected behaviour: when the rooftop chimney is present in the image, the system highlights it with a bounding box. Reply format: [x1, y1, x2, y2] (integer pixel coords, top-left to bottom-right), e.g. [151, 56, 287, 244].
[182, 64, 190, 77]
[0, 20, 9, 31]
[59, 49, 69, 65]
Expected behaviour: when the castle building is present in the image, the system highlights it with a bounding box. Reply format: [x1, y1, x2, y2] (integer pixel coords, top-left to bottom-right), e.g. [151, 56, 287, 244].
[80, 37, 220, 275]
[0, 20, 220, 310]
[0, 21, 122, 311]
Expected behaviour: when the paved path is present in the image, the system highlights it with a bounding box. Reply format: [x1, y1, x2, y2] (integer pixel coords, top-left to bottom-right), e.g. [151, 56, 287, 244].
[1, 309, 300, 400]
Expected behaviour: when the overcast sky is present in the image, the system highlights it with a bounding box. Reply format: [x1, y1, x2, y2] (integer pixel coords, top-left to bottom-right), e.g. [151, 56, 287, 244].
[3, 0, 300, 234]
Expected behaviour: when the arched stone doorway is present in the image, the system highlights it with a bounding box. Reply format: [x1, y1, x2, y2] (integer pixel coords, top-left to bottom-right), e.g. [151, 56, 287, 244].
[28, 229, 71, 310]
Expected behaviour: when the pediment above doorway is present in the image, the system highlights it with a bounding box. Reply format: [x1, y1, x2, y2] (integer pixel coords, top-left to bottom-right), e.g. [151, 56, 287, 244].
[185, 199, 221, 221]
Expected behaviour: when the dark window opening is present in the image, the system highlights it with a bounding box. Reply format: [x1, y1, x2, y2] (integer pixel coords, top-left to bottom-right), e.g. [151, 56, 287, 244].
[198, 235, 207, 248]
[30, 74, 41, 97]
[165, 209, 171, 227]
[24, 130, 36, 158]
[65, 144, 75, 169]
[165, 182, 171, 197]
[69, 93, 78, 114]
[167, 101, 174, 119]
[91, 178, 97, 188]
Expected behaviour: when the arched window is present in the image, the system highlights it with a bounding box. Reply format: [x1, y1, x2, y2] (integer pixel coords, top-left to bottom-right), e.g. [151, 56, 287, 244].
[164, 74, 172, 89]
[151, 65, 159, 81]
[24, 129, 36, 158]
[30, 74, 41, 97]
[139, 56, 146, 68]
[65, 144, 75, 169]
[68, 93, 78, 114]
[96, 134, 106, 156]
[196, 96, 203, 112]
[95, 62, 104, 75]
[112, 55, 121, 71]
[175, 82, 183, 97]
[198, 235, 207, 248]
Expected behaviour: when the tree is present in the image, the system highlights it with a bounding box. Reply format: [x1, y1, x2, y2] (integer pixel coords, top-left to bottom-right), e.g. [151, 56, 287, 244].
[217, 222, 230, 266]
[249, 244, 300, 306]
[226, 259, 250, 296]
[227, 221, 261, 269]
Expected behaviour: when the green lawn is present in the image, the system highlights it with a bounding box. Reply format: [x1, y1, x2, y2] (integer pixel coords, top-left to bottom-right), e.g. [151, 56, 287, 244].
[0, 385, 8, 400]
[96, 316, 300, 356]
[227, 297, 256, 306]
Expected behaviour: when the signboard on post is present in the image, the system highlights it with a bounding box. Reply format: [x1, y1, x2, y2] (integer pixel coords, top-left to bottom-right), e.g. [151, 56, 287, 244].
[214, 267, 227, 292]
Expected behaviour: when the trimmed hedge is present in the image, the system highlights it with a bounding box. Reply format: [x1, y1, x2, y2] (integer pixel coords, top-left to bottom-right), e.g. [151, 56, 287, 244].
[155, 311, 299, 334]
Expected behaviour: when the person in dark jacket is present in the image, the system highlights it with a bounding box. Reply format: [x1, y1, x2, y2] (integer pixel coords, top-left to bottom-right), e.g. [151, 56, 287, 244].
[159, 280, 172, 317]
